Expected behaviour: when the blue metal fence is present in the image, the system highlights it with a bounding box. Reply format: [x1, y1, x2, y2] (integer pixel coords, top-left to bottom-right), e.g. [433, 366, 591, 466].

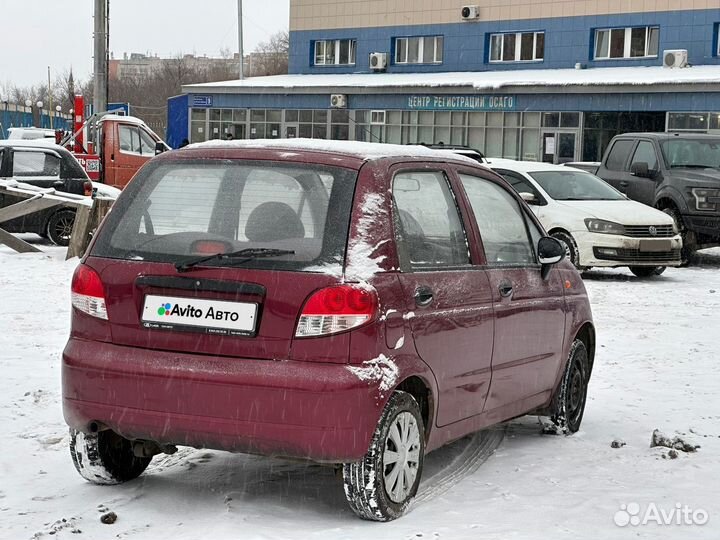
[0, 105, 71, 138]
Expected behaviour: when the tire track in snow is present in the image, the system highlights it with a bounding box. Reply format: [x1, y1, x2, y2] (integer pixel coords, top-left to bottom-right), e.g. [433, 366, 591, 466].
[413, 425, 506, 506]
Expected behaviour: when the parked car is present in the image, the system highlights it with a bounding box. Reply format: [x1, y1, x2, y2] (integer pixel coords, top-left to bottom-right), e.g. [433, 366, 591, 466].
[63, 139, 595, 521]
[423, 144, 486, 163]
[5, 127, 57, 141]
[0, 140, 92, 245]
[567, 133, 720, 262]
[488, 159, 682, 277]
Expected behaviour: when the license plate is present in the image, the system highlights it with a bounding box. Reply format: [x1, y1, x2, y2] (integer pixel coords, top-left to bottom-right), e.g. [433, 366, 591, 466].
[639, 239, 672, 252]
[141, 295, 257, 336]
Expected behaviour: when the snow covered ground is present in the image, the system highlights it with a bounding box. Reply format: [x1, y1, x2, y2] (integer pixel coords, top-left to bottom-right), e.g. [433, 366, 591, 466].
[1, 236, 719, 539]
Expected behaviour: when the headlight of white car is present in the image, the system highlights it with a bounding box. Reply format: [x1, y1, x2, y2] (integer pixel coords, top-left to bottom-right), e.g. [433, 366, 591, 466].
[585, 219, 626, 235]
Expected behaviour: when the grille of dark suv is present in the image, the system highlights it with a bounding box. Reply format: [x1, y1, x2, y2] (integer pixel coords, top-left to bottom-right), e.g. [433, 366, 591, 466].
[623, 225, 675, 238]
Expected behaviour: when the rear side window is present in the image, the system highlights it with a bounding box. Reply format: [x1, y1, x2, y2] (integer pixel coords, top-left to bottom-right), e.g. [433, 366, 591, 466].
[91, 160, 357, 272]
[12, 151, 60, 177]
[392, 170, 469, 270]
[459, 174, 535, 265]
[605, 140, 634, 171]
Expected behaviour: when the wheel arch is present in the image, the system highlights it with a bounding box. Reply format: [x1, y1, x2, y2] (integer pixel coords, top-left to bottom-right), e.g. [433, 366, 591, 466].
[395, 375, 434, 441]
[574, 322, 596, 373]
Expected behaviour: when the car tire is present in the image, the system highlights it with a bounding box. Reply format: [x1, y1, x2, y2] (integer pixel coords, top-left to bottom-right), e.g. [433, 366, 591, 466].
[629, 266, 666, 278]
[46, 209, 76, 247]
[69, 428, 151, 485]
[342, 391, 425, 522]
[551, 231, 580, 268]
[662, 206, 695, 265]
[550, 340, 590, 434]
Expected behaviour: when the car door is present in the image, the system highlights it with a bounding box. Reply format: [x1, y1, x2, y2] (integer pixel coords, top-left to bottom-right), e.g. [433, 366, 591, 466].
[600, 138, 636, 194]
[626, 140, 660, 206]
[391, 165, 495, 427]
[113, 123, 156, 188]
[456, 171, 566, 412]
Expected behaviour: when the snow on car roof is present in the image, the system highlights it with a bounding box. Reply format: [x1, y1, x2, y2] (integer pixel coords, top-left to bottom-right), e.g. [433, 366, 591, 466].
[0, 139, 66, 151]
[183, 65, 720, 93]
[187, 138, 482, 165]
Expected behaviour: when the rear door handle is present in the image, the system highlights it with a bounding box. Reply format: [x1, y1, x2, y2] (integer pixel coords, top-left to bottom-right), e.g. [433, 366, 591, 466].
[499, 281, 514, 298]
[619, 181, 629, 188]
[414, 287, 434, 307]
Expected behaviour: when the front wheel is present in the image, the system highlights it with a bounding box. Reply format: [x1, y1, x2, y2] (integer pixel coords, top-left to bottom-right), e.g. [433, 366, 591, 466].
[343, 391, 425, 521]
[550, 340, 590, 434]
[69, 429, 151, 485]
[46, 209, 76, 247]
[629, 266, 666, 278]
[550, 231, 580, 269]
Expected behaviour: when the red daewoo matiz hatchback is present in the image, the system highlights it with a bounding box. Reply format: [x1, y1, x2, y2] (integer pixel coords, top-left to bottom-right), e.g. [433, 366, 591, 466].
[63, 139, 595, 521]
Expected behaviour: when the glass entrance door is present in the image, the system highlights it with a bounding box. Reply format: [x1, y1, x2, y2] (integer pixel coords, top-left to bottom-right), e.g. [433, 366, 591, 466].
[542, 131, 577, 164]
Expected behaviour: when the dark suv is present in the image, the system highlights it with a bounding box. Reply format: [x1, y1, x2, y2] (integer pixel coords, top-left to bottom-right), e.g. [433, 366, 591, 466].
[0, 141, 92, 245]
[63, 140, 594, 521]
[592, 133, 720, 260]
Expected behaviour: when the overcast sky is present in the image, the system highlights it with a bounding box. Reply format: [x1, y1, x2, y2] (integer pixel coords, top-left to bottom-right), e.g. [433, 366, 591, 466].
[0, 0, 290, 90]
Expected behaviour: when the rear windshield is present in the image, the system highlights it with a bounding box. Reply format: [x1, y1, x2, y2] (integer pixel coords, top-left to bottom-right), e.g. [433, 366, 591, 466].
[91, 160, 358, 271]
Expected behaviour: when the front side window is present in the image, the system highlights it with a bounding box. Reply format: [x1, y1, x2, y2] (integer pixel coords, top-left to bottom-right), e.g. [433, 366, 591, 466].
[631, 141, 659, 171]
[313, 39, 356, 66]
[594, 26, 659, 59]
[496, 170, 543, 202]
[394, 36, 444, 64]
[489, 32, 544, 62]
[392, 170, 469, 269]
[459, 174, 535, 265]
[119, 125, 156, 156]
[12, 151, 60, 177]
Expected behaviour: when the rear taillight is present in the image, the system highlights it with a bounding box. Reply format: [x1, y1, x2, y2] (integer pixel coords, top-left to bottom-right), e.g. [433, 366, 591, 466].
[71, 264, 108, 320]
[295, 285, 378, 338]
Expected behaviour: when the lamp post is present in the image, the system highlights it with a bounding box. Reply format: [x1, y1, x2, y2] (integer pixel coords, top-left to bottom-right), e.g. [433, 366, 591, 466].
[36, 101, 44, 128]
[25, 99, 32, 127]
[55, 106, 62, 131]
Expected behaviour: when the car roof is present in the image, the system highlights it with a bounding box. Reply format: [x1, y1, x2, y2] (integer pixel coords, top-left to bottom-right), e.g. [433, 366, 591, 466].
[616, 132, 720, 140]
[0, 139, 66, 152]
[485, 158, 587, 174]
[184, 138, 482, 167]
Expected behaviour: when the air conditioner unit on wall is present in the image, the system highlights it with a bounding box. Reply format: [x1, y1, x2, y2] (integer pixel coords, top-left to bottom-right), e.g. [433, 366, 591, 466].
[369, 52, 388, 71]
[461, 5, 480, 20]
[663, 49, 688, 68]
[330, 94, 347, 109]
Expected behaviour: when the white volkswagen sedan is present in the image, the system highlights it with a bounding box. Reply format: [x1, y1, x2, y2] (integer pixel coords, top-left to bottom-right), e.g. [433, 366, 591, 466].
[487, 159, 682, 277]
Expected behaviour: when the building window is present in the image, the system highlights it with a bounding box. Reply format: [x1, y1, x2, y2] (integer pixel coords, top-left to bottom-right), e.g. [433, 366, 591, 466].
[314, 39, 356, 66]
[594, 26, 659, 59]
[394, 36, 444, 64]
[489, 32, 544, 62]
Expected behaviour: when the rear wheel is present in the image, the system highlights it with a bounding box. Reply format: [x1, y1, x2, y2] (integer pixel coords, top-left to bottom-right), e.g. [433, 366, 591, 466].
[550, 231, 580, 269]
[550, 340, 590, 434]
[662, 206, 695, 265]
[629, 266, 666, 278]
[46, 209, 76, 247]
[69, 428, 151, 485]
[343, 391, 425, 521]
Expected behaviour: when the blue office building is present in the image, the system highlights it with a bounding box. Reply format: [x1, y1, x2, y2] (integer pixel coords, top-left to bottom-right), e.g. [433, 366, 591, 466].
[175, 1, 720, 162]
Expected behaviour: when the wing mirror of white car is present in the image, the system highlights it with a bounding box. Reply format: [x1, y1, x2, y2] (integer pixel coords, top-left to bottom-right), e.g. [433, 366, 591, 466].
[519, 191, 537, 204]
[538, 237, 566, 279]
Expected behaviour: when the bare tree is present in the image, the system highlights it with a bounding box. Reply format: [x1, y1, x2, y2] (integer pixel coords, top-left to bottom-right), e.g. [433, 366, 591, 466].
[249, 31, 289, 77]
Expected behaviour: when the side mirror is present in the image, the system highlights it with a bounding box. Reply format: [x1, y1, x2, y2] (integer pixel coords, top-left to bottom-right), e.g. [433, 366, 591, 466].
[538, 236, 566, 279]
[630, 161, 654, 178]
[155, 141, 166, 156]
[519, 191, 537, 204]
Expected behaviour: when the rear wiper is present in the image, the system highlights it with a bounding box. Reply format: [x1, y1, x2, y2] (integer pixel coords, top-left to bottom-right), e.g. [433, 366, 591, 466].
[176, 248, 295, 273]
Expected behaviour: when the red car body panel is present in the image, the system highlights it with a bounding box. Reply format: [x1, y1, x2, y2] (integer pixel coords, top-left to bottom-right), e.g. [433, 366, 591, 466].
[62, 146, 595, 463]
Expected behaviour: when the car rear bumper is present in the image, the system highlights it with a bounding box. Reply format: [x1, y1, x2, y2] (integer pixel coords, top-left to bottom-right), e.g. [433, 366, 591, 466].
[575, 231, 683, 267]
[62, 338, 383, 463]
